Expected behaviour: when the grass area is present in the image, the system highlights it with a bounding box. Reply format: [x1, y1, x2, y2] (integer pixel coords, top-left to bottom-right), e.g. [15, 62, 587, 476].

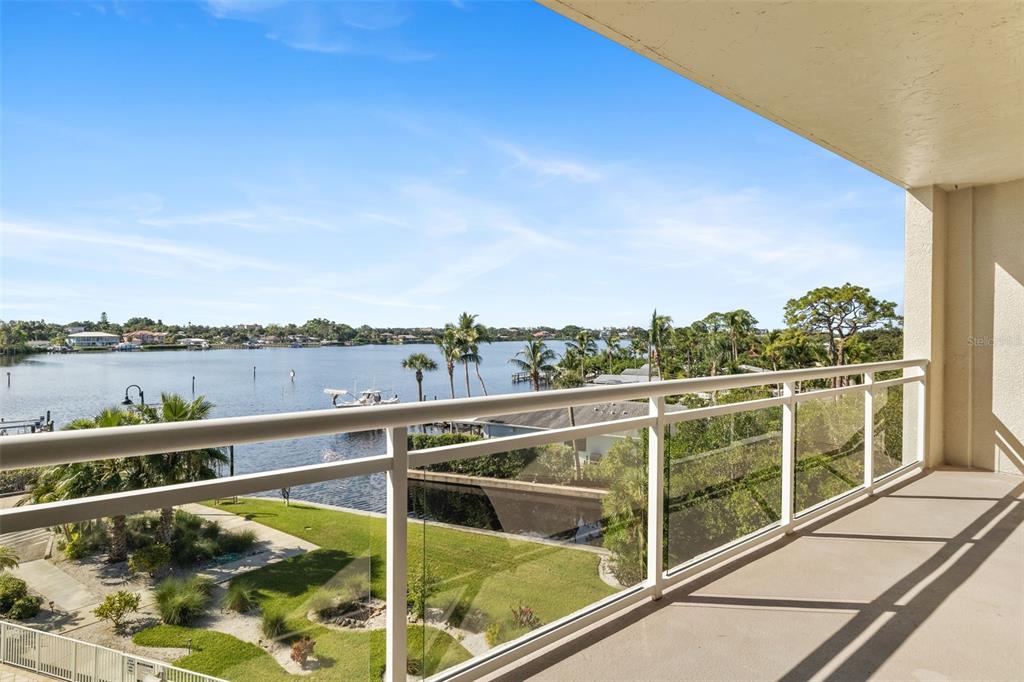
[136, 497, 614, 680]
[215, 497, 617, 631]
[134, 623, 468, 680]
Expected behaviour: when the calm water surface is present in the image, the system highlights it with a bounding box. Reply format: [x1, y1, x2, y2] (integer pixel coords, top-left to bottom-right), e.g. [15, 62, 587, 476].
[0, 342, 568, 515]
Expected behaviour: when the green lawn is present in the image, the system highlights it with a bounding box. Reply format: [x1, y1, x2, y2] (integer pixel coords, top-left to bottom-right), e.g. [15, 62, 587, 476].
[137, 498, 615, 680]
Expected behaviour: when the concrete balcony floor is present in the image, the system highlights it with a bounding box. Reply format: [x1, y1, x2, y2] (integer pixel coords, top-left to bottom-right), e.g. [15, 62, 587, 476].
[495, 469, 1024, 681]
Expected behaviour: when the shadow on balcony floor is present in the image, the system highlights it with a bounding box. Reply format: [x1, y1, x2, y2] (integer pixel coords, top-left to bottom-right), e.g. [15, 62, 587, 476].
[490, 468, 1024, 681]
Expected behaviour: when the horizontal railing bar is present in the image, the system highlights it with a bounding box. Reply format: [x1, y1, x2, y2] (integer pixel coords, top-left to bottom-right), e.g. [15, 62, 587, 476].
[0, 454, 391, 534]
[408, 416, 655, 468]
[0, 358, 926, 470]
[872, 376, 923, 391]
[662, 395, 790, 426]
[793, 382, 868, 403]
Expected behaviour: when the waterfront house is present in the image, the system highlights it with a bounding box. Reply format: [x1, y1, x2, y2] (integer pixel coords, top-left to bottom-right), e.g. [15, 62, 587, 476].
[65, 331, 119, 348]
[124, 330, 169, 345]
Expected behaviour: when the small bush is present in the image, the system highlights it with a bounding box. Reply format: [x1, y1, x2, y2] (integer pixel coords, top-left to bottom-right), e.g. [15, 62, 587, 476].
[290, 636, 316, 666]
[0, 574, 28, 613]
[223, 582, 257, 613]
[216, 529, 258, 555]
[261, 609, 287, 640]
[129, 543, 171, 577]
[191, 575, 216, 597]
[510, 604, 541, 630]
[154, 577, 211, 626]
[7, 595, 41, 620]
[59, 524, 106, 560]
[407, 569, 440, 619]
[484, 622, 503, 647]
[94, 591, 141, 630]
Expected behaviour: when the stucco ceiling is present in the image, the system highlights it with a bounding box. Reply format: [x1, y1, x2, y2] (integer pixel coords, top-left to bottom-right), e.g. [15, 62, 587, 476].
[539, 0, 1023, 189]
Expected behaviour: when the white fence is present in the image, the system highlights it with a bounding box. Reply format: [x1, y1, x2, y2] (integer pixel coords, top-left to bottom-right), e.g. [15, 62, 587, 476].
[0, 358, 928, 682]
[0, 621, 224, 682]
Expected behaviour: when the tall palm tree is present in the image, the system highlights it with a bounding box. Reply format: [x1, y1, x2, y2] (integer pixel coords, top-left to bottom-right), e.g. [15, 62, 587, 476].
[725, 309, 758, 364]
[456, 312, 490, 396]
[509, 339, 558, 392]
[435, 327, 460, 399]
[139, 394, 227, 545]
[401, 352, 438, 402]
[604, 332, 621, 373]
[29, 408, 144, 562]
[648, 310, 672, 380]
[565, 329, 598, 386]
[629, 330, 648, 362]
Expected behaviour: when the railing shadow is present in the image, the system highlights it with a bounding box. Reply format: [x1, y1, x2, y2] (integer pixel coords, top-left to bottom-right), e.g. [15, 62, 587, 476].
[491, 469, 1024, 681]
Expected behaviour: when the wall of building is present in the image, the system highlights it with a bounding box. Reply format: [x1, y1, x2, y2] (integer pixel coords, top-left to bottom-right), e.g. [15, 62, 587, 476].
[907, 179, 1023, 474]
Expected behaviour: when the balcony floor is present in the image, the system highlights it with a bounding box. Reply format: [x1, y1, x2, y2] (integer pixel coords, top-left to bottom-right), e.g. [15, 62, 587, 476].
[493, 469, 1024, 681]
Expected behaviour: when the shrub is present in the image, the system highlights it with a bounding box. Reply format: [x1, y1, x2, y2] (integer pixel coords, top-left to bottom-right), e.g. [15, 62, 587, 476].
[153, 577, 211, 626]
[290, 636, 316, 666]
[129, 543, 171, 577]
[7, 595, 41, 620]
[94, 591, 141, 630]
[407, 432, 482, 450]
[216, 529, 258, 555]
[59, 524, 105, 560]
[0, 574, 28, 613]
[261, 609, 287, 640]
[510, 604, 541, 630]
[484, 622, 503, 647]
[223, 582, 257, 613]
[407, 569, 440, 619]
[0, 544, 19, 570]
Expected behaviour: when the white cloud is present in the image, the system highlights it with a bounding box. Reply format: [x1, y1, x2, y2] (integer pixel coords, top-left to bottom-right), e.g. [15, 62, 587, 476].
[493, 141, 604, 183]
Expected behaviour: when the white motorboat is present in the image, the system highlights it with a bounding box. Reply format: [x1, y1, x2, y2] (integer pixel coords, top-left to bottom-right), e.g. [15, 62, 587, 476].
[324, 388, 400, 408]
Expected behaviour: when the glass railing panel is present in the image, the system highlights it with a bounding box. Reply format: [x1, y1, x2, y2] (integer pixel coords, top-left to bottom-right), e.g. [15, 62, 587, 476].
[665, 405, 783, 569]
[409, 427, 646, 675]
[795, 391, 866, 512]
[873, 383, 905, 479]
[7, 451, 382, 680]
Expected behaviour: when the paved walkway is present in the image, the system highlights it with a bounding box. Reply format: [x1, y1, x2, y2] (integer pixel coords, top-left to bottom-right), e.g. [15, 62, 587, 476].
[490, 469, 1024, 682]
[0, 664, 48, 682]
[9, 560, 95, 611]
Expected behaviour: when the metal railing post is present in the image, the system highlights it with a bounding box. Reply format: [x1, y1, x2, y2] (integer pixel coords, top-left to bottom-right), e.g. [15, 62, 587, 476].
[647, 396, 666, 599]
[781, 381, 797, 531]
[385, 425, 408, 682]
[864, 371, 875, 493]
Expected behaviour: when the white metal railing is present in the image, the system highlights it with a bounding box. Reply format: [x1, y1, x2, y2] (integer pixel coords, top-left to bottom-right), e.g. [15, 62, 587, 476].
[0, 358, 928, 682]
[0, 621, 224, 682]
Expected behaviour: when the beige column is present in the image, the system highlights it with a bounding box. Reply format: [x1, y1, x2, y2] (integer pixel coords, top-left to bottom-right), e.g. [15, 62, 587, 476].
[903, 186, 947, 468]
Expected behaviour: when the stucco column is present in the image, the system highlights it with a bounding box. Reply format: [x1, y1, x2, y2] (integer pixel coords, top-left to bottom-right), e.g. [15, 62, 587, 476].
[904, 186, 947, 468]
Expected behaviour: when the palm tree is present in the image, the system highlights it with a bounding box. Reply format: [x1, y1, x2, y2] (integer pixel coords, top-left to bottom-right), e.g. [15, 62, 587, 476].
[725, 309, 758, 364]
[629, 330, 648, 362]
[29, 408, 144, 562]
[401, 352, 438, 402]
[0, 545, 19, 571]
[648, 310, 672, 380]
[604, 332, 621, 373]
[509, 339, 558, 392]
[435, 327, 460, 399]
[565, 329, 598, 386]
[456, 312, 490, 396]
[139, 394, 227, 545]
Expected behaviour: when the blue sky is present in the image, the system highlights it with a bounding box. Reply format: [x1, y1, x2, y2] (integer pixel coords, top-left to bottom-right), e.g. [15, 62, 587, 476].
[0, 0, 905, 329]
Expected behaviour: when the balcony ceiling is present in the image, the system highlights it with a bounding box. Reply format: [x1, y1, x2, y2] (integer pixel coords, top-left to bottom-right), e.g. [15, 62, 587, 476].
[539, 0, 1024, 189]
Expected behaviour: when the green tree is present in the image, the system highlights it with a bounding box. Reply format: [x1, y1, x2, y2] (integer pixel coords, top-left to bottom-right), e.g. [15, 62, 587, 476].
[648, 310, 672, 380]
[455, 312, 490, 396]
[401, 352, 438, 402]
[94, 591, 141, 631]
[564, 329, 598, 386]
[724, 309, 758, 364]
[784, 283, 899, 385]
[138, 394, 227, 544]
[509, 339, 558, 392]
[30, 408, 145, 562]
[435, 327, 461, 399]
